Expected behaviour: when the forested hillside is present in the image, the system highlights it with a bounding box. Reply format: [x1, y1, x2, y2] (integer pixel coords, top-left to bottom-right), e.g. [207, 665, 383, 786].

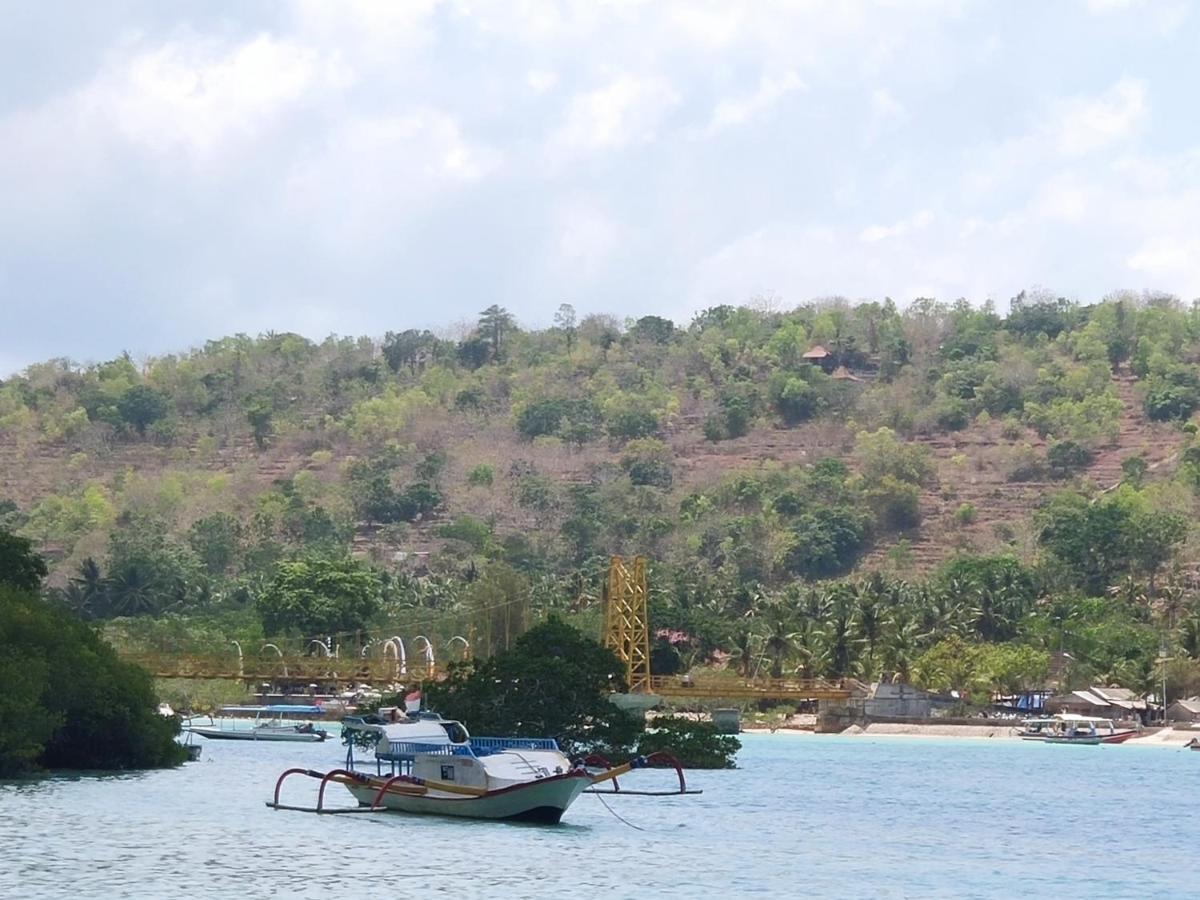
[4, 292, 1200, 697]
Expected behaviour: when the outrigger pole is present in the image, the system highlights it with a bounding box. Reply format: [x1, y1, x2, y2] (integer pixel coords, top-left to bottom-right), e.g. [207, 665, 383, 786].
[584, 751, 703, 796]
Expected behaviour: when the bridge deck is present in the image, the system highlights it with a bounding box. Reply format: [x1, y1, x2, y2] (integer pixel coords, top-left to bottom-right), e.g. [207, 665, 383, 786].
[124, 653, 852, 701]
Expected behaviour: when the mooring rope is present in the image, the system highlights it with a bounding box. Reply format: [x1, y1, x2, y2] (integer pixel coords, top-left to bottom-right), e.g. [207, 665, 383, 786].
[592, 789, 645, 831]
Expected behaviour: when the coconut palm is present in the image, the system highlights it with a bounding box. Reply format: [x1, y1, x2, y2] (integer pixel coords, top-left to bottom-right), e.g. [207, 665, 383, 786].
[824, 599, 861, 678]
[105, 566, 160, 617]
[1178, 614, 1200, 660]
[762, 616, 797, 679]
[730, 629, 761, 678]
[882, 611, 922, 683]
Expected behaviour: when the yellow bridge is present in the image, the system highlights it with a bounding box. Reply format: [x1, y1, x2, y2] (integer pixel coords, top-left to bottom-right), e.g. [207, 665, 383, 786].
[125, 652, 851, 701]
[124, 557, 855, 702]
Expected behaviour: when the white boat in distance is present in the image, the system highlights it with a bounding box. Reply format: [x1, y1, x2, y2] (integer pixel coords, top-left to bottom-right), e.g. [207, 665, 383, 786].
[1018, 714, 1138, 745]
[187, 705, 329, 743]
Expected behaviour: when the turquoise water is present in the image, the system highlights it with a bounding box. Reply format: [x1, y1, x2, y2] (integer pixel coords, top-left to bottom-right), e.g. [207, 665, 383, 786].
[2, 733, 1198, 898]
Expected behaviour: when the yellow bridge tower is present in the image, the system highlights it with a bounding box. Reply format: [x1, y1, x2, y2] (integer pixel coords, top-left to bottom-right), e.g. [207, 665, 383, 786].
[602, 555, 652, 693]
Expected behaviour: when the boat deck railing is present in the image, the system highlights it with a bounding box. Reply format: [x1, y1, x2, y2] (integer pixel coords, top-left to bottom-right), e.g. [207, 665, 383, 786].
[378, 736, 560, 762]
[470, 737, 559, 755]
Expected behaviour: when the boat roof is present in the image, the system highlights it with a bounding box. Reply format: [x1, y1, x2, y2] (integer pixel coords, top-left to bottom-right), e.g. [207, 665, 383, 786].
[220, 704, 325, 714]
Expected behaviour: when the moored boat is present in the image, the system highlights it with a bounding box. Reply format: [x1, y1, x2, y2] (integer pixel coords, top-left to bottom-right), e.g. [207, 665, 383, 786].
[187, 705, 329, 742]
[1020, 714, 1137, 745]
[269, 739, 695, 824]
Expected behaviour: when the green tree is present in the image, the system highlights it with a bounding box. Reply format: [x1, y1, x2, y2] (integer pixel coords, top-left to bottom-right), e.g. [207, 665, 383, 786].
[0, 585, 187, 775]
[425, 616, 643, 756]
[188, 513, 242, 575]
[554, 303, 577, 355]
[478, 305, 516, 360]
[466, 561, 530, 656]
[257, 556, 382, 646]
[117, 384, 169, 435]
[630, 315, 675, 345]
[0, 529, 48, 591]
[382, 329, 437, 375]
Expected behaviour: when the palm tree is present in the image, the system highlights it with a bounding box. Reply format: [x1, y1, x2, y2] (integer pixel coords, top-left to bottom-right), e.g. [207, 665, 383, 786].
[856, 594, 884, 662]
[824, 599, 861, 678]
[71, 556, 107, 618]
[792, 619, 826, 679]
[763, 617, 797, 679]
[882, 611, 921, 683]
[731, 630, 760, 678]
[105, 566, 159, 617]
[1178, 614, 1200, 660]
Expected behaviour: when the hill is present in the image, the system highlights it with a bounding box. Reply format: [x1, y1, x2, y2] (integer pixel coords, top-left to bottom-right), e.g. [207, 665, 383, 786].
[3, 293, 1200, 695]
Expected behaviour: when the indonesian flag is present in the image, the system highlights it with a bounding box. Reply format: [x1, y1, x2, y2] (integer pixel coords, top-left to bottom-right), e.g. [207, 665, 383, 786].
[404, 690, 422, 713]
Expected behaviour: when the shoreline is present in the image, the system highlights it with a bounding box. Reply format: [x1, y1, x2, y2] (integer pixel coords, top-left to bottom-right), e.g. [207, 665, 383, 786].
[740, 723, 1200, 748]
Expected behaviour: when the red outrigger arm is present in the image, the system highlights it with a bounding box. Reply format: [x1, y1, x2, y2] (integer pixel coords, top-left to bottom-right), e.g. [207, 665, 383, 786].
[585, 750, 701, 795]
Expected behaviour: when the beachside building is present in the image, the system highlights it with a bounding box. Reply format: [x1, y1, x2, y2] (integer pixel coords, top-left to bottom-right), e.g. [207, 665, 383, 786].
[1044, 686, 1150, 723]
[862, 682, 957, 718]
[1166, 698, 1200, 723]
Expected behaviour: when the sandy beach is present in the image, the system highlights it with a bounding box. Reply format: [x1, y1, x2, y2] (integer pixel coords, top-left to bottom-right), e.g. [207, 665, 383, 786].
[741, 722, 1200, 748]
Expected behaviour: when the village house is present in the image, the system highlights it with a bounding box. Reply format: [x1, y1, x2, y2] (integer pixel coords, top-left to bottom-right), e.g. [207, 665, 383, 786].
[801, 345, 837, 374]
[1166, 698, 1200, 724]
[1044, 686, 1150, 724]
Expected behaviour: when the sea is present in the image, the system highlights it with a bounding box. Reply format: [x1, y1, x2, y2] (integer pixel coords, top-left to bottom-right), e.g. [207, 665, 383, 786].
[2, 730, 1197, 899]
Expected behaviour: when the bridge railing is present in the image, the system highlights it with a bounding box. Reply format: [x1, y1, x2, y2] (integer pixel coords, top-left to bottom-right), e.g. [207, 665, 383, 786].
[647, 674, 853, 699]
[122, 652, 439, 683]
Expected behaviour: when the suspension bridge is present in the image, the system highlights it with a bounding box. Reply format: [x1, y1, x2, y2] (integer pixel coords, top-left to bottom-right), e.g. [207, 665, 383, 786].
[121, 556, 853, 702]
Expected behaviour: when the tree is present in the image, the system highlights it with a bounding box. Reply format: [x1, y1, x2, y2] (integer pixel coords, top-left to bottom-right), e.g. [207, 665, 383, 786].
[257, 556, 382, 646]
[105, 519, 202, 617]
[117, 384, 169, 435]
[188, 513, 242, 575]
[1036, 489, 1185, 596]
[630, 315, 675, 345]
[478, 305, 516, 361]
[245, 400, 274, 449]
[424, 616, 642, 755]
[382, 329, 437, 375]
[554, 303, 577, 355]
[0, 585, 186, 775]
[912, 636, 989, 702]
[762, 616, 797, 679]
[466, 561, 530, 656]
[0, 529, 48, 591]
[457, 337, 491, 370]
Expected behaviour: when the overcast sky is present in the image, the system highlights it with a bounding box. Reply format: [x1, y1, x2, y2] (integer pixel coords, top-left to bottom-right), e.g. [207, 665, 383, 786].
[2, 0, 1199, 375]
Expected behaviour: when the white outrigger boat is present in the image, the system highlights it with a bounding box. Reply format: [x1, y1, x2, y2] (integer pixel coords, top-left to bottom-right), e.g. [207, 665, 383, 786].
[1018, 714, 1138, 745]
[187, 705, 329, 743]
[269, 709, 697, 824]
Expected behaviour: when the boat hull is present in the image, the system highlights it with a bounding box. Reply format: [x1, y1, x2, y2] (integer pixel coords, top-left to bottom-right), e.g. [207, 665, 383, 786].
[1042, 736, 1102, 745]
[343, 772, 591, 823]
[188, 727, 326, 743]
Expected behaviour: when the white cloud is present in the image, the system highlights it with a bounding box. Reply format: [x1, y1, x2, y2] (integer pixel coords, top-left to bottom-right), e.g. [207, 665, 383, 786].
[0, 33, 347, 175]
[1084, 0, 1142, 12]
[1127, 236, 1200, 289]
[707, 71, 806, 134]
[526, 69, 559, 94]
[100, 35, 344, 161]
[550, 196, 624, 279]
[859, 209, 934, 243]
[282, 110, 499, 249]
[871, 88, 905, 121]
[1053, 77, 1146, 157]
[550, 75, 680, 158]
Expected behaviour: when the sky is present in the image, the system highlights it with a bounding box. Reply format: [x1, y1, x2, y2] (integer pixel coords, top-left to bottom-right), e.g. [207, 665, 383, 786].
[2, 0, 1199, 375]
